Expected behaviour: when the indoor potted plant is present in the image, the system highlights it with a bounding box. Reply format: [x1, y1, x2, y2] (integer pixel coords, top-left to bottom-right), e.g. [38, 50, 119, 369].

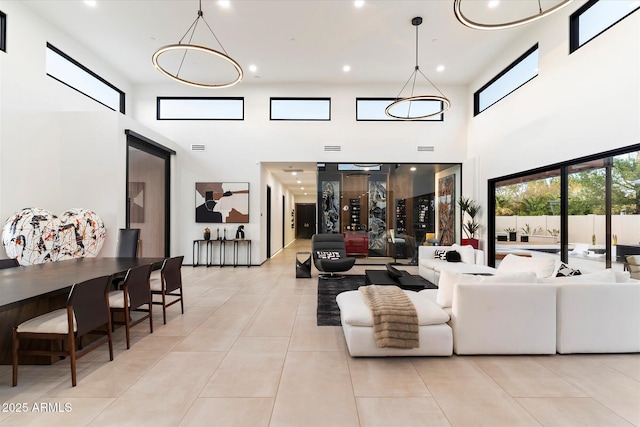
[458, 196, 481, 249]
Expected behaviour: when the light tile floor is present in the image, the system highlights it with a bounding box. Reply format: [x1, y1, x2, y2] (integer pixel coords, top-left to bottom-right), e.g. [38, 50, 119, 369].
[1, 240, 639, 426]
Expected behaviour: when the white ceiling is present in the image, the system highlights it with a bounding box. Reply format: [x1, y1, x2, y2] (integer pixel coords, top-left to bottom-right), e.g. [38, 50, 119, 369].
[19, 0, 572, 87]
[20, 0, 576, 196]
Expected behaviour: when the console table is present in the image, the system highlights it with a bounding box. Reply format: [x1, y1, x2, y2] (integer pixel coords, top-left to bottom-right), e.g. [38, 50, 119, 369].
[192, 239, 212, 267]
[231, 239, 252, 267]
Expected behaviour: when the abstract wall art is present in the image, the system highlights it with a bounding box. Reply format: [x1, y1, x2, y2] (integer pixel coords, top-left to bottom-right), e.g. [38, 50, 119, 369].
[368, 180, 387, 256]
[2, 207, 106, 265]
[195, 182, 249, 223]
[320, 181, 340, 233]
[438, 174, 456, 246]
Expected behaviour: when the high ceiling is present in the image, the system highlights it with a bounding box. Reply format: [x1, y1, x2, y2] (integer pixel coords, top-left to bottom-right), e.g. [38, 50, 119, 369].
[20, 0, 577, 196]
[19, 0, 574, 87]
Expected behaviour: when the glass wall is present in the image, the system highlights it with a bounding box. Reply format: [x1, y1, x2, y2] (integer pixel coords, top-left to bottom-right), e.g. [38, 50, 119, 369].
[317, 163, 460, 265]
[489, 146, 640, 272]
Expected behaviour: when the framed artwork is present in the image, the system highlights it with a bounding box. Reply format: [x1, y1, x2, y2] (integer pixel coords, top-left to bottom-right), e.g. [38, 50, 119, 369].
[438, 174, 455, 246]
[195, 182, 249, 223]
[129, 182, 145, 223]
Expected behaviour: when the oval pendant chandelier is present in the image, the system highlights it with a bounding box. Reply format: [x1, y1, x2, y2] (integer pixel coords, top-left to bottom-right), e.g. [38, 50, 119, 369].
[453, 0, 573, 31]
[385, 17, 451, 121]
[152, 0, 243, 89]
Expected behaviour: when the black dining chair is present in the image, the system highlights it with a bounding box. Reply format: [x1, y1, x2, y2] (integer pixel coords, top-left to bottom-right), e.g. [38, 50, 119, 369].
[116, 228, 140, 258]
[0, 259, 20, 269]
[108, 264, 153, 349]
[151, 256, 184, 324]
[12, 275, 114, 387]
[113, 228, 141, 287]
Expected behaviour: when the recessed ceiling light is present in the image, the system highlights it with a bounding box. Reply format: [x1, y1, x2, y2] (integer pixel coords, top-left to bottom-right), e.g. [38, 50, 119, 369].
[343, 65, 351, 72]
[84, 0, 97, 7]
[291, 172, 297, 176]
[301, 187, 305, 190]
[248, 64, 257, 73]
[488, 0, 500, 8]
[436, 65, 445, 72]
[410, 167, 417, 171]
[304, 193, 308, 195]
[354, 0, 365, 8]
[218, 0, 231, 8]
[296, 180, 301, 184]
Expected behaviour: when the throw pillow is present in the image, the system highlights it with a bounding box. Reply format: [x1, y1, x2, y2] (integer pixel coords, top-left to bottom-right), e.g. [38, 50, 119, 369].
[451, 244, 476, 264]
[496, 254, 556, 278]
[556, 263, 582, 277]
[386, 263, 403, 278]
[315, 250, 340, 260]
[434, 249, 447, 260]
[445, 250, 462, 263]
[436, 270, 482, 308]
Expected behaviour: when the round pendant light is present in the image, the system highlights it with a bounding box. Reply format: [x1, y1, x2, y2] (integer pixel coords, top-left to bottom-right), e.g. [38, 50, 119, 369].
[385, 17, 451, 121]
[453, 0, 573, 31]
[152, 0, 243, 89]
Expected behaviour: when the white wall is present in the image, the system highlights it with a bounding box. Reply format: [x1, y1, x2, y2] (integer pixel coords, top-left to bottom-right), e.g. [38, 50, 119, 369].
[0, 1, 177, 258]
[468, 4, 640, 243]
[133, 82, 470, 263]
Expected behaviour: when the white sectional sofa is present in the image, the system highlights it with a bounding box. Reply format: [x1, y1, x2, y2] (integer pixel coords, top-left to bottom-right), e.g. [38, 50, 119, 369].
[336, 253, 640, 356]
[418, 244, 495, 284]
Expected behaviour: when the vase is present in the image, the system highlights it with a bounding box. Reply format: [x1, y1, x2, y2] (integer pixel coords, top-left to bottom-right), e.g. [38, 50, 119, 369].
[203, 231, 210, 240]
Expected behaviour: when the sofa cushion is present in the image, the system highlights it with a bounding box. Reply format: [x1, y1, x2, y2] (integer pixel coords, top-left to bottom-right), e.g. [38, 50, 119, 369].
[497, 254, 556, 278]
[615, 271, 631, 283]
[437, 271, 482, 308]
[452, 244, 475, 264]
[337, 289, 450, 327]
[538, 268, 617, 284]
[437, 270, 537, 308]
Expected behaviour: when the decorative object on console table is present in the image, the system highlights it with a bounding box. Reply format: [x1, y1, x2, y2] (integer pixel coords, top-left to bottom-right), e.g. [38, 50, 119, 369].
[203, 227, 211, 240]
[458, 196, 481, 249]
[235, 225, 245, 239]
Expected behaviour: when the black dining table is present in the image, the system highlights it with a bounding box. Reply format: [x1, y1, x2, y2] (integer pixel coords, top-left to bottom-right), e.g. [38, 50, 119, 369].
[0, 257, 166, 365]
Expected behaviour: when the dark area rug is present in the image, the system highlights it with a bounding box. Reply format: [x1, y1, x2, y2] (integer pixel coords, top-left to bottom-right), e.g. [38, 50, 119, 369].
[316, 274, 436, 326]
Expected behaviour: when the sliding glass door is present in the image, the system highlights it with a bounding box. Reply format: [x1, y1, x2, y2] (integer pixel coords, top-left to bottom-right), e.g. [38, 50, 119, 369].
[126, 131, 172, 257]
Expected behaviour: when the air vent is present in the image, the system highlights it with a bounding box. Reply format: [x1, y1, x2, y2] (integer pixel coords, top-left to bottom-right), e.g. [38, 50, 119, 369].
[282, 169, 304, 173]
[191, 144, 206, 151]
[324, 145, 341, 152]
[417, 145, 435, 152]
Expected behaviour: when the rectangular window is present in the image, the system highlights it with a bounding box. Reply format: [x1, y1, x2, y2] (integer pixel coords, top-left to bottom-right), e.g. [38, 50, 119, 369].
[0, 11, 6, 52]
[270, 98, 330, 121]
[157, 97, 244, 120]
[570, 0, 639, 53]
[356, 98, 443, 121]
[46, 43, 125, 113]
[474, 44, 539, 116]
[488, 144, 640, 270]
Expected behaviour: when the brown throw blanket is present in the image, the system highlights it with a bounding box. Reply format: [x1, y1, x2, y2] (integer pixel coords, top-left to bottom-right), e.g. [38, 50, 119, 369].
[359, 285, 419, 349]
